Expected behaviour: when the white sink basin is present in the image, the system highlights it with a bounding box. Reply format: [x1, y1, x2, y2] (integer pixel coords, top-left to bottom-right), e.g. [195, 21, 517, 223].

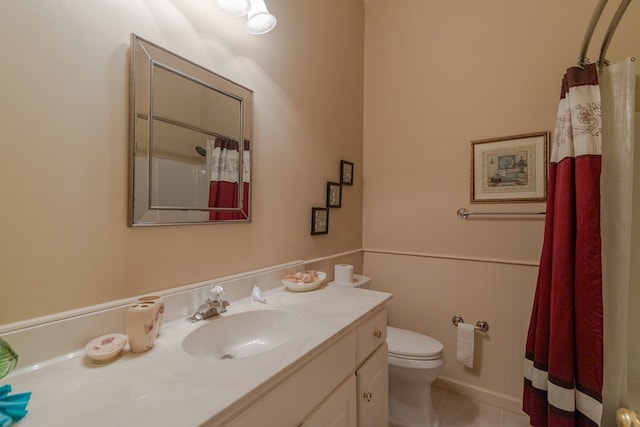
[182, 309, 303, 360]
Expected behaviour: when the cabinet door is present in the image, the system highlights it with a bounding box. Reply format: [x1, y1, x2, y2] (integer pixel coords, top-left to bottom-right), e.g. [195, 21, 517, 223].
[302, 375, 357, 427]
[357, 343, 388, 427]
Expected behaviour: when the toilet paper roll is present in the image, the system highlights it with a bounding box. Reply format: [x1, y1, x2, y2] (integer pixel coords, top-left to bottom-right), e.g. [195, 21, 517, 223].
[334, 264, 354, 285]
[456, 323, 475, 368]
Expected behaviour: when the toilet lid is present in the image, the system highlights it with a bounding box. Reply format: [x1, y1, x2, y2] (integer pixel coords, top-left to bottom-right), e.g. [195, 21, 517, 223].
[387, 326, 443, 359]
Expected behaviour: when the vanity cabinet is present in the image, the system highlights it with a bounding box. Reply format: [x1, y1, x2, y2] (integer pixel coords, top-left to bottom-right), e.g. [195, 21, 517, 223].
[220, 308, 388, 427]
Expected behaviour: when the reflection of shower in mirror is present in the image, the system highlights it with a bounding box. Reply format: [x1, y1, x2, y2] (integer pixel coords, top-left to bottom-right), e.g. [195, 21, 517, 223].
[128, 34, 253, 226]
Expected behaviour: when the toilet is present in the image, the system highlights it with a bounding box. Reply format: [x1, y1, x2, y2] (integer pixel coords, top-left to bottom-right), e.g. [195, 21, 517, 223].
[387, 326, 444, 427]
[329, 274, 445, 427]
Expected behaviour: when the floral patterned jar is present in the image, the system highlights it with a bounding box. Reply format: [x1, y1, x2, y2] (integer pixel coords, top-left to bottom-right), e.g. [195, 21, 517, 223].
[127, 301, 157, 353]
[137, 295, 165, 337]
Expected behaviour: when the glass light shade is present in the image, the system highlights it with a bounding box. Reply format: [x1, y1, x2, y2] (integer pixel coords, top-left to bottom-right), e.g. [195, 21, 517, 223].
[216, 0, 250, 17]
[246, 0, 277, 34]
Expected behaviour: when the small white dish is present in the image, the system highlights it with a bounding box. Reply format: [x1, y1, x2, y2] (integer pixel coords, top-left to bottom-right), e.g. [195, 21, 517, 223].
[282, 271, 326, 292]
[84, 333, 127, 362]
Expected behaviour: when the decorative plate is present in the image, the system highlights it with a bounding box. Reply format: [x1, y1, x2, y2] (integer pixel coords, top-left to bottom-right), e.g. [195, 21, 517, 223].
[282, 271, 327, 292]
[84, 333, 127, 362]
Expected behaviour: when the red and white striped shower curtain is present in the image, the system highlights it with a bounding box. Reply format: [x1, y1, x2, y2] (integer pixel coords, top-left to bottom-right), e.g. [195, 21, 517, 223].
[523, 63, 604, 427]
[207, 137, 250, 221]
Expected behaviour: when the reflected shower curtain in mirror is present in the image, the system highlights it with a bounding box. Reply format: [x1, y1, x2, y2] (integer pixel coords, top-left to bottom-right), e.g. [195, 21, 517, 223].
[206, 137, 250, 220]
[524, 63, 604, 427]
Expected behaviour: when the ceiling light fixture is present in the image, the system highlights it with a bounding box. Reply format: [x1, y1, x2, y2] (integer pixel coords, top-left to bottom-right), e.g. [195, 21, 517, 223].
[216, 0, 277, 35]
[245, 0, 277, 34]
[216, 0, 251, 17]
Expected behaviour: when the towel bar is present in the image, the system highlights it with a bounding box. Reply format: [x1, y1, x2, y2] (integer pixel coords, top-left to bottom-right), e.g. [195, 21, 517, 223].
[457, 208, 545, 219]
[452, 315, 489, 333]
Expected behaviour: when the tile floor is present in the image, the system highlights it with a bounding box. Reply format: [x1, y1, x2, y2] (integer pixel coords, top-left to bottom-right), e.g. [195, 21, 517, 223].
[389, 386, 531, 427]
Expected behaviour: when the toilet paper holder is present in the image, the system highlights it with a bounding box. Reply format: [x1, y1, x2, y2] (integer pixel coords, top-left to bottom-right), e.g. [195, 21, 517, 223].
[451, 315, 489, 333]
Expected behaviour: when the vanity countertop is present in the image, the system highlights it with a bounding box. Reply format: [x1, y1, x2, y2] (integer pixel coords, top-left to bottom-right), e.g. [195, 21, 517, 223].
[3, 284, 391, 426]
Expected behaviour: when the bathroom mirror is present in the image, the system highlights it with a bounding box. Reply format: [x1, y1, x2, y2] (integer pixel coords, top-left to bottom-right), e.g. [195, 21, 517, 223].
[128, 34, 253, 226]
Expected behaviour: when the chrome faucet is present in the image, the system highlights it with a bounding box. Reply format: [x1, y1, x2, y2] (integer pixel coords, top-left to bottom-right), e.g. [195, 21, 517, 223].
[190, 285, 230, 322]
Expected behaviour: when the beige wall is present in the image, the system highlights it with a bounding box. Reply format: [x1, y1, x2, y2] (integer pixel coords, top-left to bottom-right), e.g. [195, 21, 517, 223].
[363, 0, 640, 410]
[0, 0, 365, 324]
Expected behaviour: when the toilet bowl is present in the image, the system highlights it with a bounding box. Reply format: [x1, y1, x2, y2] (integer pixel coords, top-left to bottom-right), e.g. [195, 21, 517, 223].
[387, 326, 444, 427]
[328, 273, 444, 427]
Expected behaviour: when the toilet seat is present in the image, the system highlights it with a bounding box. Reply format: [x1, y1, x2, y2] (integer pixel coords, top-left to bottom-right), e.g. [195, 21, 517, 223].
[388, 353, 444, 370]
[387, 326, 443, 361]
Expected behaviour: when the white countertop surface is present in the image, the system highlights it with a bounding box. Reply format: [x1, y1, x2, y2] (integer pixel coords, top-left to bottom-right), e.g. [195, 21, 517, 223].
[3, 284, 391, 426]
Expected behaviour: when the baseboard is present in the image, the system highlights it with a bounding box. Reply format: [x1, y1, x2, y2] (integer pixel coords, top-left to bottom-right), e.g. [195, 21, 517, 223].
[434, 376, 524, 415]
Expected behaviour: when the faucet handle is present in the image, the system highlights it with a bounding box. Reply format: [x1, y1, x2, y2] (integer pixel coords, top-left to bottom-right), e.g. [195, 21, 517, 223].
[210, 284, 225, 301]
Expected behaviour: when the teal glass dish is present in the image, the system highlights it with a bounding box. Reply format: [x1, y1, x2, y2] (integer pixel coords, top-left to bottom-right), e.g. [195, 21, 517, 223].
[0, 337, 18, 379]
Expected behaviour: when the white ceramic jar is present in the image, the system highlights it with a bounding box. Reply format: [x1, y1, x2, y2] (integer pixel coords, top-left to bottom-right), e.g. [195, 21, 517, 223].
[137, 295, 165, 336]
[127, 301, 158, 352]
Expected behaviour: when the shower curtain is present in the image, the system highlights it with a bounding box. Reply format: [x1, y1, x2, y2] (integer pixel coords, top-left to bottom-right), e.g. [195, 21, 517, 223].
[600, 57, 636, 426]
[207, 137, 250, 220]
[523, 63, 604, 427]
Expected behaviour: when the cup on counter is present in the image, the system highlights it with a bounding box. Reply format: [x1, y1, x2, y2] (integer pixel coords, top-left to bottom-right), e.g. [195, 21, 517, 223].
[137, 295, 165, 336]
[127, 301, 158, 353]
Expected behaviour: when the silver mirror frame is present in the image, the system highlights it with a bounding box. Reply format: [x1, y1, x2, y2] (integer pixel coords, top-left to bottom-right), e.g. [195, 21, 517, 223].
[128, 34, 253, 226]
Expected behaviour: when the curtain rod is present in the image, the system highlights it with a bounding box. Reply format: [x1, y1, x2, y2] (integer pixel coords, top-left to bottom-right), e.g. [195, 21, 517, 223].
[578, 0, 608, 67]
[578, 0, 634, 68]
[598, 0, 633, 68]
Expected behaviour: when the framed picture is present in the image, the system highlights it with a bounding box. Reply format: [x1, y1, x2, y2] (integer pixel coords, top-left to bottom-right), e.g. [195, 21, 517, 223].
[327, 182, 342, 208]
[340, 160, 354, 185]
[471, 131, 549, 203]
[311, 207, 329, 235]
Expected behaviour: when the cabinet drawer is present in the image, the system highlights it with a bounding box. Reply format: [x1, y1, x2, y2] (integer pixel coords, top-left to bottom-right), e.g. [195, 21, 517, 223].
[356, 309, 386, 366]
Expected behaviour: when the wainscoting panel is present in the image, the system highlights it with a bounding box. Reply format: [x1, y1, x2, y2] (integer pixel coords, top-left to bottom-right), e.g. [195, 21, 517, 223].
[363, 250, 537, 412]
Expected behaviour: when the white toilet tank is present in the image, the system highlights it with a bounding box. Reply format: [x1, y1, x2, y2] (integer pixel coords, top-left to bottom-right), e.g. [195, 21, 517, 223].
[328, 274, 371, 289]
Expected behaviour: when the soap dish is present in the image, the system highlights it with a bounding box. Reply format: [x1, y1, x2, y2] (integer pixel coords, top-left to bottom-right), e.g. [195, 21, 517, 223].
[84, 333, 127, 362]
